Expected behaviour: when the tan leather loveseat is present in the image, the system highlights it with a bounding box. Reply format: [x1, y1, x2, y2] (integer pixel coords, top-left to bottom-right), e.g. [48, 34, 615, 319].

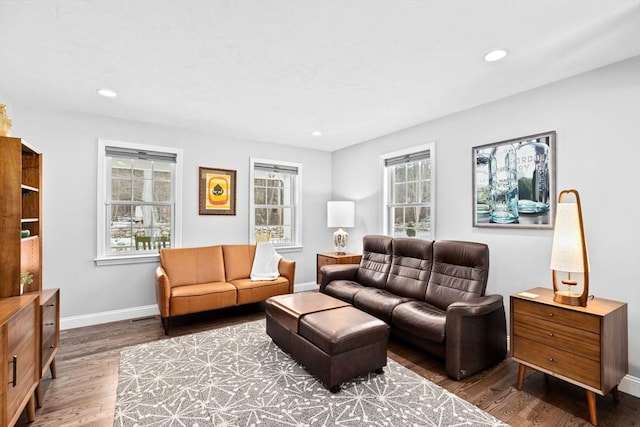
[155, 244, 295, 334]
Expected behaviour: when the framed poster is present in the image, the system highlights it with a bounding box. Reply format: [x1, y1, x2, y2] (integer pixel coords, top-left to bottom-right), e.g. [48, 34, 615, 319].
[472, 131, 556, 229]
[199, 167, 236, 215]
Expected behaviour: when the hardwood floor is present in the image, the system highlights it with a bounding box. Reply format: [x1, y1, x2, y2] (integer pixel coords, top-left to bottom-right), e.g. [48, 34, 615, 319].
[18, 304, 639, 426]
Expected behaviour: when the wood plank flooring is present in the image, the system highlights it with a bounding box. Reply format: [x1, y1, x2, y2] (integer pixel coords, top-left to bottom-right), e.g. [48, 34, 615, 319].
[17, 303, 639, 426]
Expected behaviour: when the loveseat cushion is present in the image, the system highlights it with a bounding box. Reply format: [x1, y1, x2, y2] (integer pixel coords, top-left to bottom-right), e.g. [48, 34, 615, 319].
[160, 245, 226, 287]
[391, 300, 446, 343]
[230, 277, 290, 305]
[223, 245, 257, 281]
[355, 235, 393, 288]
[386, 238, 433, 300]
[425, 240, 489, 311]
[170, 282, 237, 316]
[353, 288, 411, 322]
[323, 280, 365, 304]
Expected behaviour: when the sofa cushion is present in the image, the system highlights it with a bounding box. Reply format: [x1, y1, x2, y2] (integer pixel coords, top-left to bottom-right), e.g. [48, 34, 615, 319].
[160, 246, 225, 287]
[223, 245, 257, 281]
[425, 240, 489, 310]
[170, 282, 237, 316]
[230, 277, 290, 305]
[353, 288, 411, 322]
[391, 300, 446, 343]
[386, 238, 433, 300]
[323, 280, 365, 304]
[355, 235, 393, 288]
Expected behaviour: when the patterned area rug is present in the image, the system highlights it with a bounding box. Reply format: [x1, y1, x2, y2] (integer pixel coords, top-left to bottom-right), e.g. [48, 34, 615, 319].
[114, 320, 508, 426]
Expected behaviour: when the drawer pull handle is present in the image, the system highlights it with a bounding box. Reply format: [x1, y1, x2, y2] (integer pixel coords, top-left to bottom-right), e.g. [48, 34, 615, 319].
[548, 313, 554, 317]
[46, 303, 55, 307]
[8, 355, 18, 387]
[46, 322, 55, 326]
[50, 345, 55, 349]
[549, 358, 554, 362]
[548, 333, 554, 337]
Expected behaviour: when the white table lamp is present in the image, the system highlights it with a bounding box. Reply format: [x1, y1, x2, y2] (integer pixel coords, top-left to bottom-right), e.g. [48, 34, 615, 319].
[327, 201, 354, 254]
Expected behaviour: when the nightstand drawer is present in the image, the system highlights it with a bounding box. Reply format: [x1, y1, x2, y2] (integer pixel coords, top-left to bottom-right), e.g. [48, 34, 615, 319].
[513, 298, 600, 333]
[514, 336, 600, 389]
[42, 303, 57, 328]
[513, 316, 600, 361]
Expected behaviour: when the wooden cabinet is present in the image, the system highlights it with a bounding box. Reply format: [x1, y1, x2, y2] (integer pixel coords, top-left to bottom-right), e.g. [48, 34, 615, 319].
[316, 252, 362, 284]
[511, 287, 628, 425]
[0, 295, 39, 426]
[36, 288, 60, 406]
[0, 136, 44, 424]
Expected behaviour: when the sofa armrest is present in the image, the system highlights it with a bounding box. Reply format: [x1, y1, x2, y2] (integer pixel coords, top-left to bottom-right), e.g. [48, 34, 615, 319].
[444, 294, 507, 379]
[319, 264, 359, 291]
[278, 258, 296, 293]
[155, 265, 172, 318]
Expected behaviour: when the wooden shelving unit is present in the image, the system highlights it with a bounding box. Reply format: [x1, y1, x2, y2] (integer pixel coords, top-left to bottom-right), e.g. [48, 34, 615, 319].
[0, 136, 56, 426]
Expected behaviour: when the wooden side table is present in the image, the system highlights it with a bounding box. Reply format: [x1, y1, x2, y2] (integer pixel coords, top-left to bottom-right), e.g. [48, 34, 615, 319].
[316, 252, 362, 284]
[510, 287, 628, 425]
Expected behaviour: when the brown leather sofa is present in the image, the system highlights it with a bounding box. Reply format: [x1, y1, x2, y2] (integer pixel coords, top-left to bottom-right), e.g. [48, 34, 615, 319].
[320, 235, 507, 380]
[156, 244, 295, 334]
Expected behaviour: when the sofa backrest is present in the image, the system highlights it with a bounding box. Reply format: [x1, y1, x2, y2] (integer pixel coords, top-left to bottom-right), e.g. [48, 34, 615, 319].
[222, 245, 257, 281]
[425, 240, 489, 310]
[160, 245, 226, 287]
[356, 235, 393, 288]
[386, 238, 433, 299]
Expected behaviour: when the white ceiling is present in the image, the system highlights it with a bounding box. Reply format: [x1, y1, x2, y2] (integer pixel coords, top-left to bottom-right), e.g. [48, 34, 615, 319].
[1, 1, 639, 152]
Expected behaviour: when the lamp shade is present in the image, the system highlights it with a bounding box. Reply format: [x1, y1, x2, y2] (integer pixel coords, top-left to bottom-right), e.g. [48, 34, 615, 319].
[327, 201, 354, 228]
[550, 202, 589, 273]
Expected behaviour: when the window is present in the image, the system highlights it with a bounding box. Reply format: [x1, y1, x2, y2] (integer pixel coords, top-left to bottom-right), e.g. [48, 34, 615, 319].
[96, 139, 183, 265]
[249, 158, 302, 250]
[381, 144, 435, 239]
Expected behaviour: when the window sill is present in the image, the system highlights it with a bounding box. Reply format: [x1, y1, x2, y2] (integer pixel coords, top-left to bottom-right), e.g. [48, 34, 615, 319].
[274, 245, 303, 254]
[95, 253, 160, 266]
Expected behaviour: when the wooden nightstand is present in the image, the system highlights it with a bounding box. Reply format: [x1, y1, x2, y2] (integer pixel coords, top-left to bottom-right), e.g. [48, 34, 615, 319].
[510, 287, 628, 425]
[316, 252, 362, 284]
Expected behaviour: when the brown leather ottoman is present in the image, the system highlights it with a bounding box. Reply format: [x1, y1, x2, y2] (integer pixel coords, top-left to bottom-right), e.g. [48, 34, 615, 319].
[265, 293, 389, 392]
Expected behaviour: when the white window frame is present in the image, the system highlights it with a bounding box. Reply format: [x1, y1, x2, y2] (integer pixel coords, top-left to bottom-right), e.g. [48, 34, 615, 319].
[249, 157, 302, 252]
[95, 139, 183, 265]
[380, 143, 436, 239]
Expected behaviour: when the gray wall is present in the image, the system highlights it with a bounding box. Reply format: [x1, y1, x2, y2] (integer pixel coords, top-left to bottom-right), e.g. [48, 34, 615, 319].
[332, 56, 640, 378]
[8, 107, 331, 320]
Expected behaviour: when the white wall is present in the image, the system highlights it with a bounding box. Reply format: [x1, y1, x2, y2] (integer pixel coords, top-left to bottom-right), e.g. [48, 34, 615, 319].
[7, 107, 330, 321]
[332, 56, 640, 380]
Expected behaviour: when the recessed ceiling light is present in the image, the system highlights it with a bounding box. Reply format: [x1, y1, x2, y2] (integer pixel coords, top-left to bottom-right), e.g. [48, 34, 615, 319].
[311, 130, 322, 137]
[97, 88, 118, 98]
[484, 49, 508, 62]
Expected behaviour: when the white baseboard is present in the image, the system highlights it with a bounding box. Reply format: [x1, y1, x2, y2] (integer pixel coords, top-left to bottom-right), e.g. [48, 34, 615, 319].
[294, 281, 319, 292]
[620, 374, 640, 398]
[60, 304, 160, 330]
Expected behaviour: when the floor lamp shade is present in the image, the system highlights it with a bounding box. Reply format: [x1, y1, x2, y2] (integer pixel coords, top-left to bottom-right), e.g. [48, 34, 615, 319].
[327, 201, 354, 254]
[550, 189, 589, 306]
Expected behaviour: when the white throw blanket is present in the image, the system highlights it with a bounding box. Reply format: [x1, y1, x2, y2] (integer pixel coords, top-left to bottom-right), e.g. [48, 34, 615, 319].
[250, 241, 282, 281]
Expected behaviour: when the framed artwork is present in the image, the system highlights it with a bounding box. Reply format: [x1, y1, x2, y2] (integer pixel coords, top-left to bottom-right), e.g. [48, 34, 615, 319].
[472, 131, 556, 229]
[199, 167, 236, 215]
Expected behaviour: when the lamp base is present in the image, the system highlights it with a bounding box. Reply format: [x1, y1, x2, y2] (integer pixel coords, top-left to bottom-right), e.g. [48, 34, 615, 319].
[553, 290, 588, 307]
[333, 228, 349, 255]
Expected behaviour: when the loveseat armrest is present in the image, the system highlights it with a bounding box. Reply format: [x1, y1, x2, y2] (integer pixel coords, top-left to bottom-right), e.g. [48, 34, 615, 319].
[319, 264, 359, 291]
[155, 265, 172, 318]
[278, 258, 296, 293]
[444, 294, 507, 380]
